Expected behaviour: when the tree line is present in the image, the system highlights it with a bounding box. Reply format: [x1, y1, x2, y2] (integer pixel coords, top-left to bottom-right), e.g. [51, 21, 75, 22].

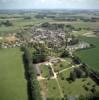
[22, 47, 42, 100]
[0, 20, 13, 26]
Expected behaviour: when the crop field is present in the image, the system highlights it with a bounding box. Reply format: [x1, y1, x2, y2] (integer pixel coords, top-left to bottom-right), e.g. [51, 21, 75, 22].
[0, 16, 50, 35]
[0, 48, 28, 100]
[49, 21, 99, 29]
[75, 37, 99, 72]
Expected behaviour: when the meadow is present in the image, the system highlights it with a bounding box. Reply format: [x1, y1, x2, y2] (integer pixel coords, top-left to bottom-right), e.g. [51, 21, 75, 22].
[57, 69, 99, 96]
[39, 79, 61, 99]
[0, 48, 28, 100]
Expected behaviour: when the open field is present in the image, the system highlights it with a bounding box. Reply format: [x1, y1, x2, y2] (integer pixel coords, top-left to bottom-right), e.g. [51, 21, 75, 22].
[57, 69, 99, 96]
[53, 58, 72, 72]
[39, 79, 61, 99]
[39, 64, 50, 78]
[75, 37, 99, 72]
[49, 21, 99, 29]
[0, 48, 28, 100]
[0, 17, 51, 35]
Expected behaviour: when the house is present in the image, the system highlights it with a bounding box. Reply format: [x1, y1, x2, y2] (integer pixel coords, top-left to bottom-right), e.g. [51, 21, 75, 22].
[34, 65, 41, 76]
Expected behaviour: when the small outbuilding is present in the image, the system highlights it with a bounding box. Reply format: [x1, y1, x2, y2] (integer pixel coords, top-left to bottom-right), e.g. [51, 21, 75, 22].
[34, 65, 41, 76]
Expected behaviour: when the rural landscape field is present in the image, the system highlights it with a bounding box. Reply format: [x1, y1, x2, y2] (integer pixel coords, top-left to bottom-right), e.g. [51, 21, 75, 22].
[0, 0, 99, 100]
[0, 48, 28, 100]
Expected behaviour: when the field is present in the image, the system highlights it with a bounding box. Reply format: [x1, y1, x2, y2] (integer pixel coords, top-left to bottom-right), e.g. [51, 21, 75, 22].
[39, 66, 99, 99]
[49, 21, 99, 29]
[39, 64, 50, 78]
[75, 37, 99, 72]
[0, 48, 28, 100]
[0, 15, 50, 35]
[57, 69, 99, 96]
[39, 79, 61, 99]
[1, 12, 99, 36]
[53, 58, 72, 72]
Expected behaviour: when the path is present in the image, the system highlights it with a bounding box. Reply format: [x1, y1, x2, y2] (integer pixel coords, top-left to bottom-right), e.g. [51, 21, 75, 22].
[57, 64, 81, 74]
[36, 61, 81, 99]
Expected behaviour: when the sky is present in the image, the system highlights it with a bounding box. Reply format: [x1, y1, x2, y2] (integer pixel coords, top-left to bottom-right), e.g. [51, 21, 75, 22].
[0, 0, 99, 10]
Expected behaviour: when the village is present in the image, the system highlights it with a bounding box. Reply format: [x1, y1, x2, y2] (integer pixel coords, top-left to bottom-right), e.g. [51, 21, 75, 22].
[0, 9, 99, 100]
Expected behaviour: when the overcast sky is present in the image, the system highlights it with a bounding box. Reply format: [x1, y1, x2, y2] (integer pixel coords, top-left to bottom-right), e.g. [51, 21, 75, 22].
[0, 0, 99, 9]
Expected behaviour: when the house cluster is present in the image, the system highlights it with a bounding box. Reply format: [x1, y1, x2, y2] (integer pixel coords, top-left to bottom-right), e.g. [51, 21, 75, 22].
[0, 34, 23, 48]
[30, 29, 67, 48]
[0, 26, 78, 49]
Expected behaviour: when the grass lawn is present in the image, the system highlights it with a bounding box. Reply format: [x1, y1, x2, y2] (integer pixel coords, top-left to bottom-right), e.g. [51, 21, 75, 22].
[57, 69, 99, 96]
[53, 58, 72, 72]
[39, 79, 61, 99]
[75, 37, 99, 72]
[39, 64, 50, 78]
[0, 48, 28, 100]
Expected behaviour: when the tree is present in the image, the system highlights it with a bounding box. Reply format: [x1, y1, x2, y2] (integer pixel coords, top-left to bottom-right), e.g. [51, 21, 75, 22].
[64, 94, 68, 100]
[72, 56, 81, 64]
[81, 64, 89, 77]
[33, 45, 48, 63]
[23, 47, 42, 100]
[60, 50, 69, 58]
[41, 22, 50, 28]
[70, 71, 77, 81]
[74, 68, 83, 78]
[2, 20, 13, 26]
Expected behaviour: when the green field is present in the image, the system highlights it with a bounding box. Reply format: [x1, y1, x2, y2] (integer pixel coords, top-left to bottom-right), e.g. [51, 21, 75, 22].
[40, 79, 61, 99]
[53, 58, 72, 72]
[0, 48, 28, 100]
[0, 17, 51, 35]
[75, 37, 99, 72]
[39, 64, 50, 78]
[58, 69, 99, 96]
[50, 21, 99, 29]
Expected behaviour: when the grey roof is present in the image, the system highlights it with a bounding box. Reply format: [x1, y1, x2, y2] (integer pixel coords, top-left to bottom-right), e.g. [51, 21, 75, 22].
[34, 65, 41, 75]
[68, 96, 77, 100]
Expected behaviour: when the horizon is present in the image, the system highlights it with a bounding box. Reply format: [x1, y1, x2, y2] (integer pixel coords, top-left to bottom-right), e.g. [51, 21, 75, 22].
[0, 0, 99, 10]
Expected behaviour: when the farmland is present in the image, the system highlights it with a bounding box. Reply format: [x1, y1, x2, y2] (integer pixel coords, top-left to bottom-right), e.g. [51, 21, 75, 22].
[75, 37, 99, 72]
[0, 15, 51, 35]
[0, 48, 28, 100]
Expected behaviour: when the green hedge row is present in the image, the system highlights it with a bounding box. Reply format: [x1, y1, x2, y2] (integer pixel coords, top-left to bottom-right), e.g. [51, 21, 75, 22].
[23, 47, 42, 100]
